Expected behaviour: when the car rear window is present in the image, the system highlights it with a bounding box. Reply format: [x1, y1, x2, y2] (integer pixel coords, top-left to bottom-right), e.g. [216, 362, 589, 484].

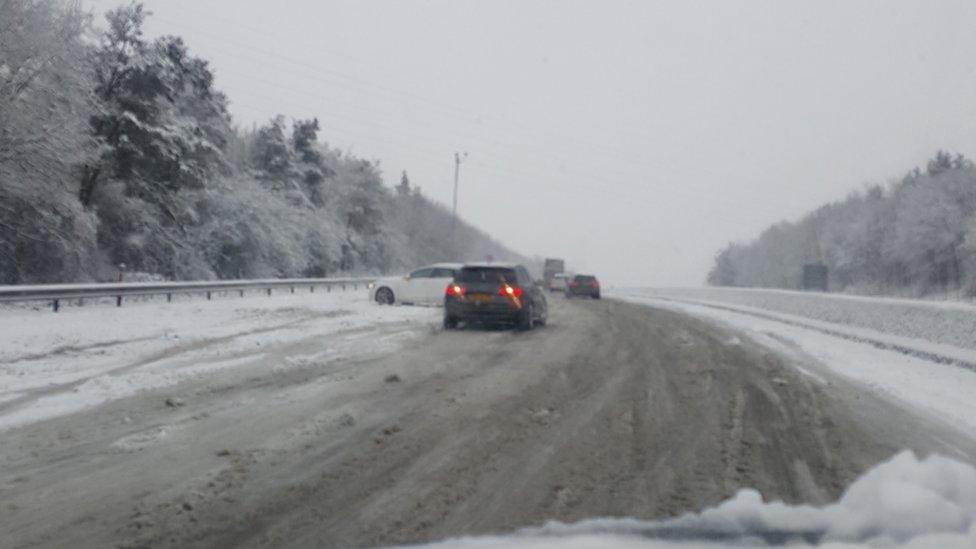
[458, 267, 517, 283]
[430, 268, 456, 278]
[574, 275, 596, 283]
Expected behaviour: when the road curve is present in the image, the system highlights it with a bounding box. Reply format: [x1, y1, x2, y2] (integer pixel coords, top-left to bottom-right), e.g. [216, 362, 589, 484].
[2, 297, 974, 548]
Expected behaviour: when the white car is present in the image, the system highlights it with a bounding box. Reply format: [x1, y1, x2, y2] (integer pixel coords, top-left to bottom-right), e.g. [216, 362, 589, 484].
[550, 272, 571, 292]
[368, 263, 463, 306]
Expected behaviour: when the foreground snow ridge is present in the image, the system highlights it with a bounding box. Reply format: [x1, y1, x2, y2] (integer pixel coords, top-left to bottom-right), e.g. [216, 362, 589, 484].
[420, 451, 976, 548]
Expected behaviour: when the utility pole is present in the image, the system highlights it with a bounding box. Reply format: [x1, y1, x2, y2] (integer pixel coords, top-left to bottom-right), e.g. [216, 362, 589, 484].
[451, 151, 467, 235]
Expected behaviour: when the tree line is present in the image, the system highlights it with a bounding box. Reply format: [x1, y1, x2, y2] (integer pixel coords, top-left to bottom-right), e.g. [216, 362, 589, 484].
[0, 0, 521, 284]
[708, 151, 976, 297]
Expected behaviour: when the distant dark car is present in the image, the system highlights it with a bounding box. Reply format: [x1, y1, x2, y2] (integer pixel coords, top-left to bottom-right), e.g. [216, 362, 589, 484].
[444, 263, 548, 330]
[566, 274, 600, 299]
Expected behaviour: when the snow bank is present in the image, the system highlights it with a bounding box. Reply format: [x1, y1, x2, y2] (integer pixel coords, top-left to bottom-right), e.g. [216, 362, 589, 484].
[612, 292, 976, 438]
[620, 287, 976, 353]
[629, 293, 976, 370]
[0, 290, 437, 430]
[416, 451, 976, 548]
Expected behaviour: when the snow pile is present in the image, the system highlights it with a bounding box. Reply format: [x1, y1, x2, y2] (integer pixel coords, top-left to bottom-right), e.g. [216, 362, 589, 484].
[418, 451, 976, 548]
[619, 287, 976, 353]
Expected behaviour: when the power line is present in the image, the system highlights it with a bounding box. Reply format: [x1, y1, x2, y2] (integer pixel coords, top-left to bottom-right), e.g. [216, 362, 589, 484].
[229, 74, 797, 218]
[452, 150, 468, 219]
[152, 4, 704, 154]
[143, 13, 827, 223]
[148, 13, 722, 178]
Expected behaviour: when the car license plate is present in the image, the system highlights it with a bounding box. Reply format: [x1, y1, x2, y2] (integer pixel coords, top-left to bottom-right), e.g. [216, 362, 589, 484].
[467, 294, 492, 303]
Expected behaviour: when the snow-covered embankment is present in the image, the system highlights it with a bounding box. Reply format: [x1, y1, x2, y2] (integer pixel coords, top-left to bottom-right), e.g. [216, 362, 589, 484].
[613, 287, 976, 438]
[0, 291, 436, 430]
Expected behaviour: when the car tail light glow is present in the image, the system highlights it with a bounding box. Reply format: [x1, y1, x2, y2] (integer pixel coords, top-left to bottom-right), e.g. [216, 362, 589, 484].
[499, 285, 523, 298]
[592, 280, 600, 288]
[446, 284, 465, 296]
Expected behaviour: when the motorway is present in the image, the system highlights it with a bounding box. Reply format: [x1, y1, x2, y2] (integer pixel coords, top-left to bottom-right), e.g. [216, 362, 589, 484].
[2, 297, 975, 548]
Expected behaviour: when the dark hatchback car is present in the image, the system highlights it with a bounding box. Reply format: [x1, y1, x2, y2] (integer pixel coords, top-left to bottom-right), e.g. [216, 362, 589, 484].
[566, 274, 601, 299]
[444, 263, 548, 330]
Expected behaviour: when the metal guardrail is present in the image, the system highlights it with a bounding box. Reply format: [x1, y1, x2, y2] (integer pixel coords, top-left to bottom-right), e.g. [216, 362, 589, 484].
[0, 277, 376, 312]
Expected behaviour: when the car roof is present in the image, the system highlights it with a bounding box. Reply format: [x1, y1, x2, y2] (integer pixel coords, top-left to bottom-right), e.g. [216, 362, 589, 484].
[461, 262, 520, 269]
[416, 262, 464, 269]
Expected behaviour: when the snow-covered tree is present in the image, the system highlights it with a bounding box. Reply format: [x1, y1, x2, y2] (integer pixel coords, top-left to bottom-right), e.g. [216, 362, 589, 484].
[292, 118, 322, 165]
[709, 151, 976, 297]
[0, 2, 526, 283]
[396, 171, 411, 196]
[707, 244, 739, 286]
[83, 6, 228, 204]
[0, 0, 99, 283]
[252, 115, 292, 178]
[81, 3, 231, 277]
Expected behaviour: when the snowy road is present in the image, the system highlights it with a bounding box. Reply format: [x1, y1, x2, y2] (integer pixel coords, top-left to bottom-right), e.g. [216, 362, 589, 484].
[2, 295, 976, 547]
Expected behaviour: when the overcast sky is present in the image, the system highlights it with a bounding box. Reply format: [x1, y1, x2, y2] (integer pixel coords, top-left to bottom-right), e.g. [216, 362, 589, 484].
[84, 0, 976, 286]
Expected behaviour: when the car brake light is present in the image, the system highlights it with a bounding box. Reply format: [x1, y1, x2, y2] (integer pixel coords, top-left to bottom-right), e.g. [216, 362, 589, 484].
[499, 285, 523, 298]
[569, 281, 578, 287]
[592, 280, 600, 288]
[446, 284, 465, 296]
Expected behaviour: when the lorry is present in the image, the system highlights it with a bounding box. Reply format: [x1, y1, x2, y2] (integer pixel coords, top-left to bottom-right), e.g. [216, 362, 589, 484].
[542, 258, 566, 290]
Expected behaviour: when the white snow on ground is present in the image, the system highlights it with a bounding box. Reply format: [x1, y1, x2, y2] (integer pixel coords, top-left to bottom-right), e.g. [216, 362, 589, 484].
[0, 290, 437, 430]
[640, 296, 976, 369]
[611, 289, 976, 439]
[415, 451, 976, 548]
[625, 287, 976, 352]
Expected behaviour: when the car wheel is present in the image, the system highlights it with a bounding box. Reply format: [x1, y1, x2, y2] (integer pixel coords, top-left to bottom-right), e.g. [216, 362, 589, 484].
[375, 287, 395, 305]
[443, 315, 458, 330]
[535, 311, 547, 326]
[592, 293, 600, 300]
[518, 303, 534, 331]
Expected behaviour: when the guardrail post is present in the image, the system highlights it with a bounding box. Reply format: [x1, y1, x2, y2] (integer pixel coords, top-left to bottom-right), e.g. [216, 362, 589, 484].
[327, 285, 332, 293]
[310, 285, 314, 293]
[290, 286, 294, 294]
[342, 283, 346, 291]
[53, 299, 59, 313]
[239, 290, 244, 298]
[206, 291, 212, 301]
[116, 263, 125, 308]
[167, 293, 172, 303]
[267, 288, 272, 296]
